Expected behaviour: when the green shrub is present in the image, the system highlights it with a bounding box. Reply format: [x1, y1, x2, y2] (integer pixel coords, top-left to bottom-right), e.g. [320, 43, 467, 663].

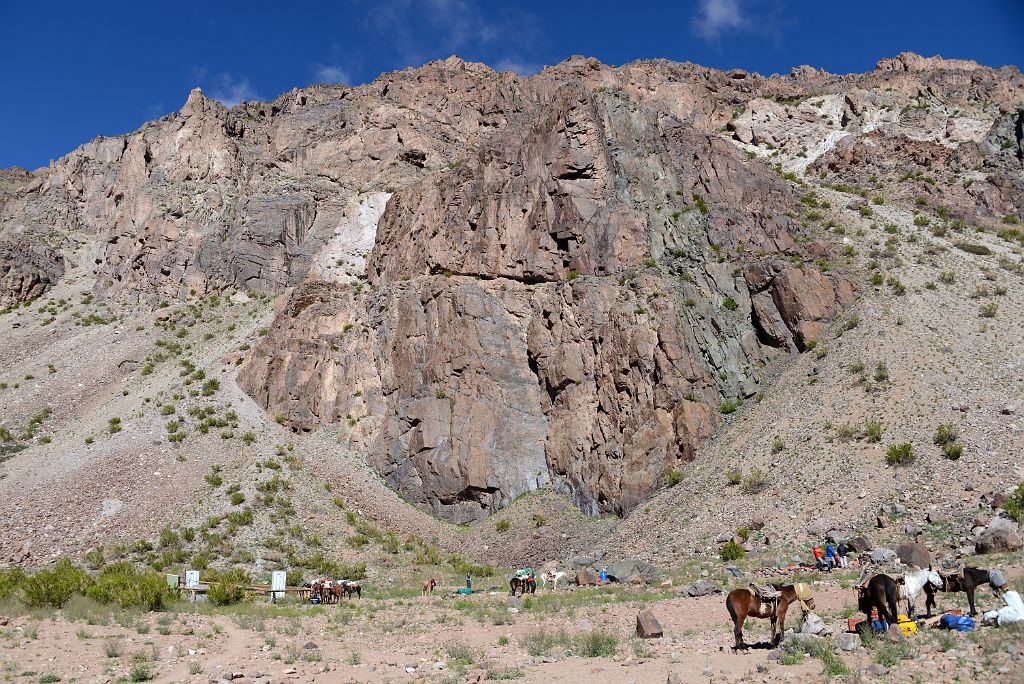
[0, 566, 26, 599]
[719, 399, 738, 415]
[741, 468, 769, 494]
[722, 297, 738, 311]
[495, 520, 510, 533]
[1002, 483, 1024, 523]
[573, 630, 619, 657]
[886, 442, 914, 466]
[873, 361, 889, 382]
[20, 558, 94, 608]
[863, 420, 883, 443]
[230, 492, 246, 506]
[85, 563, 176, 611]
[933, 424, 959, 446]
[725, 468, 742, 486]
[665, 469, 684, 487]
[206, 568, 250, 606]
[955, 241, 992, 256]
[770, 436, 785, 454]
[532, 514, 546, 528]
[346, 533, 369, 549]
[720, 541, 745, 561]
[942, 443, 963, 460]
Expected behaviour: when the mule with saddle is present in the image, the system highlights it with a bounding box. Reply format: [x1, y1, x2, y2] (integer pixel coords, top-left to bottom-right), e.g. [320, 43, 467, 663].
[857, 565, 1006, 625]
[726, 582, 815, 650]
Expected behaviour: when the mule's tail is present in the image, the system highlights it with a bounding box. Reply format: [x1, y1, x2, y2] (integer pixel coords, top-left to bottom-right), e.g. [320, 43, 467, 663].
[726, 593, 737, 624]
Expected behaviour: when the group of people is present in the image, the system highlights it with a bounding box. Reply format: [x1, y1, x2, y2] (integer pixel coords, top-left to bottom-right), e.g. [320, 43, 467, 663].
[811, 542, 850, 571]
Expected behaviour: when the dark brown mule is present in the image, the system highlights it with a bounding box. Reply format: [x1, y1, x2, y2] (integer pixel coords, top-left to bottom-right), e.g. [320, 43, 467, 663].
[925, 567, 1005, 616]
[422, 578, 437, 596]
[857, 574, 900, 626]
[510, 576, 536, 597]
[726, 584, 814, 650]
[341, 581, 362, 599]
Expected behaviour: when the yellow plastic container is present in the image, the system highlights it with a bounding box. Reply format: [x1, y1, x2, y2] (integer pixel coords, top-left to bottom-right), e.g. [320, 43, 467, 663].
[897, 615, 917, 636]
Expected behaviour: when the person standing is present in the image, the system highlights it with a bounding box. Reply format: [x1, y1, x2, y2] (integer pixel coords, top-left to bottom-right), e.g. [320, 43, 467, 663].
[825, 542, 839, 571]
[465, 574, 472, 590]
[812, 544, 824, 569]
[837, 541, 850, 568]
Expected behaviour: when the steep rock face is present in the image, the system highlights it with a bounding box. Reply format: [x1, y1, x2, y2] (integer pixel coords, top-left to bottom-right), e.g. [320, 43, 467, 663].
[7, 52, 1020, 522]
[0, 59, 525, 302]
[0, 240, 64, 308]
[241, 76, 853, 521]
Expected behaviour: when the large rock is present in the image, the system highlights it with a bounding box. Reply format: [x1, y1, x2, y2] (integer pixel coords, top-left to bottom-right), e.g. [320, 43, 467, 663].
[895, 541, 932, 568]
[871, 548, 897, 563]
[847, 535, 873, 552]
[683, 580, 722, 597]
[976, 519, 1023, 554]
[636, 609, 664, 638]
[604, 559, 660, 583]
[576, 568, 598, 586]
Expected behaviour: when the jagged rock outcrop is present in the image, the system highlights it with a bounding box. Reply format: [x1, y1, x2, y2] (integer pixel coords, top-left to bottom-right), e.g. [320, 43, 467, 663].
[4, 52, 1021, 522]
[239, 69, 854, 521]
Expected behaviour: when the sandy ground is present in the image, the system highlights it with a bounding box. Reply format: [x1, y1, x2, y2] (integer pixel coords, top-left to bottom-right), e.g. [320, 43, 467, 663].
[2, 576, 1022, 684]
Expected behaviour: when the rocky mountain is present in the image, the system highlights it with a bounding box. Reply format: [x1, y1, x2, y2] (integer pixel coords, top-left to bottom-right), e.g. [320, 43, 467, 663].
[1, 53, 1021, 539]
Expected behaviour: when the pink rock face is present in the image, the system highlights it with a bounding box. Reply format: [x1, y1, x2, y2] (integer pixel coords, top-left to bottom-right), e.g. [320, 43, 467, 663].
[240, 65, 856, 521]
[7, 51, 1019, 521]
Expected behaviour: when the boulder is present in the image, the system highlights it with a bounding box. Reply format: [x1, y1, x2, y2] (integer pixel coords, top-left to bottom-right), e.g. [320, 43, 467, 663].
[683, 579, 722, 597]
[835, 632, 860, 652]
[876, 515, 888, 529]
[507, 595, 523, 610]
[895, 541, 932, 568]
[604, 559, 660, 583]
[807, 518, 830, 536]
[871, 548, 897, 563]
[848, 535, 872, 552]
[904, 524, 923, 538]
[636, 609, 664, 638]
[576, 568, 598, 586]
[976, 524, 1023, 554]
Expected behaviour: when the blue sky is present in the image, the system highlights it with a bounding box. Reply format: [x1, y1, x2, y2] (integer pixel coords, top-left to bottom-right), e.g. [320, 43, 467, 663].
[1, 0, 1022, 170]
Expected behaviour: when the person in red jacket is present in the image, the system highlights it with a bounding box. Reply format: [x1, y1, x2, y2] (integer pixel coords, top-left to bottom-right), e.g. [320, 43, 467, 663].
[812, 544, 825, 570]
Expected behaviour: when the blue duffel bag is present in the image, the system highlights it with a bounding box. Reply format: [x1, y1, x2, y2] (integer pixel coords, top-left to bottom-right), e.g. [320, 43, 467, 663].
[939, 613, 975, 631]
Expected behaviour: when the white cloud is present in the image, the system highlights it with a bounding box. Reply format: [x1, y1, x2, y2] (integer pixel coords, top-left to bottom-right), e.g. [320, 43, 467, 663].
[360, 0, 543, 75]
[208, 75, 260, 108]
[313, 64, 351, 84]
[492, 58, 540, 76]
[692, 0, 746, 40]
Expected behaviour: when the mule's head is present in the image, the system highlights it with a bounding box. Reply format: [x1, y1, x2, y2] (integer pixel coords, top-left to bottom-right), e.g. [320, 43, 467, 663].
[926, 568, 943, 589]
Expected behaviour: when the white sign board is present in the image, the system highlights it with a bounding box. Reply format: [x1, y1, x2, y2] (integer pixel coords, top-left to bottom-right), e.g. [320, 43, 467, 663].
[271, 570, 287, 601]
[185, 570, 200, 588]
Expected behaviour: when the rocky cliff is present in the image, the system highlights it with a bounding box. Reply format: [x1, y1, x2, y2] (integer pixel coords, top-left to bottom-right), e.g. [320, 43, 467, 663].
[2, 53, 1021, 523]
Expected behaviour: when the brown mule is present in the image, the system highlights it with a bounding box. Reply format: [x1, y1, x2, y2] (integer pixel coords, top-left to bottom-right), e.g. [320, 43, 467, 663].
[422, 578, 437, 595]
[726, 583, 815, 650]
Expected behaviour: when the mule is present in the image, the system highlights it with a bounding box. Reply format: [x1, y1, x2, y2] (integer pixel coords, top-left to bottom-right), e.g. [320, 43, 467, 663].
[540, 571, 566, 591]
[422, 578, 437, 595]
[510, 576, 536, 597]
[925, 567, 1005, 616]
[725, 583, 814, 650]
[340, 580, 362, 599]
[857, 574, 901, 627]
[902, 568, 943, 617]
